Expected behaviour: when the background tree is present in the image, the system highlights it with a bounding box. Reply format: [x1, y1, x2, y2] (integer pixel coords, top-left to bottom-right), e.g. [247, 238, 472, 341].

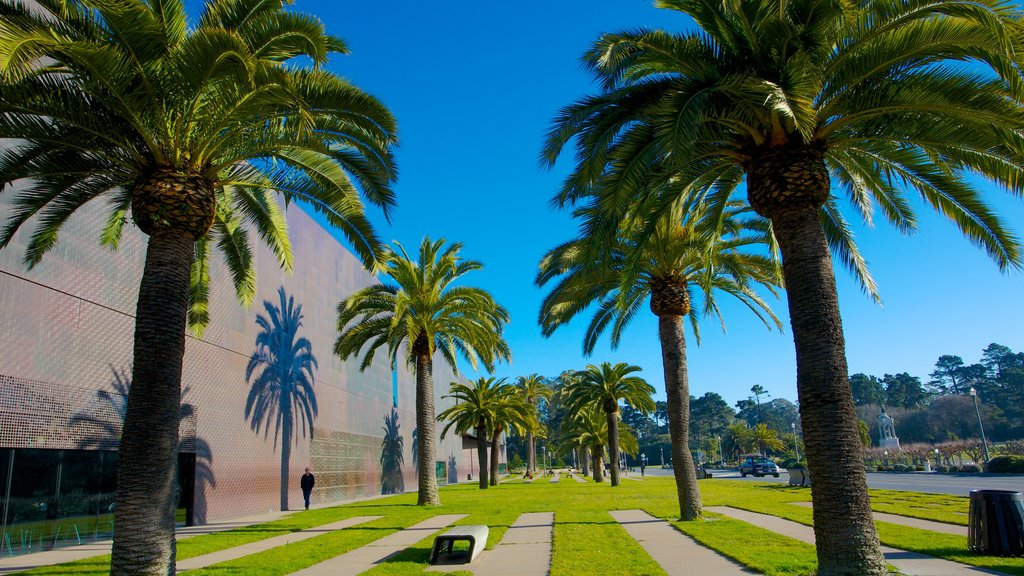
[750, 423, 786, 456]
[489, 383, 535, 486]
[883, 373, 928, 409]
[929, 356, 966, 395]
[736, 398, 800, 433]
[750, 385, 770, 423]
[654, 401, 669, 433]
[562, 363, 655, 487]
[516, 374, 553, 472]
[380, 408, 405, 495]
[542, 0, 1024, 571]
[689, 392, 735, 444]
[437, 377, 505, 489]
[621, 404, 657, 439]
[850, 374, 885, 406]
[0, 1, 399, 570]
[245, 288, 318, 512]
[336, 238, 510, 505]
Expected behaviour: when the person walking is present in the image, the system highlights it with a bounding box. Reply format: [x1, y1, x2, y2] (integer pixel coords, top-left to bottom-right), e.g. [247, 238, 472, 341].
[300, 467, 315, 510]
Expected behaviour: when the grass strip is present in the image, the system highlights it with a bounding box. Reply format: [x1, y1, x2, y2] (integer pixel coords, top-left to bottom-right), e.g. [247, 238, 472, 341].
[669, 512, 818, 576]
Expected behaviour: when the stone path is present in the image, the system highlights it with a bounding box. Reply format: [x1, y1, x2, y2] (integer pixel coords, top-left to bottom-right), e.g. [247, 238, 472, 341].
[429, 512, 554, 575]
[289, 514, 467, 576]
[610, 510, 753, 575]
[791, 501, 968, 536]
[707, 506, 1009, 576]
[571, 473, 586, 483]
[175, 515, 381, 572]
[550, 472, 560, 483]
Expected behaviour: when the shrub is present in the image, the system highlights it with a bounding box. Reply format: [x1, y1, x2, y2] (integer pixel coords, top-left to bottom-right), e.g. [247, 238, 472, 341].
[915, 465, 925, 471]
[987, 456, 1024, 473]
[781, 458, 807, 469]
[959, 464, 983, 473]
[936, 465, 950, 473]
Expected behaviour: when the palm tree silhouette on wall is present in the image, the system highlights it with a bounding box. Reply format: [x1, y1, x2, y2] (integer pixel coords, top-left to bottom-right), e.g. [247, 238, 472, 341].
[245, 288, 318, 511]
[380, 408, 405, 494]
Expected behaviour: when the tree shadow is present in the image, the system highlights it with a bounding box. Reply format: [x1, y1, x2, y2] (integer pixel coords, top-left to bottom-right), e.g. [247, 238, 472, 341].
[245, 287, 318, 512]
[380, 408, 405, 494]
[447, 454, 459, 484]
[67, 366, 216, 524]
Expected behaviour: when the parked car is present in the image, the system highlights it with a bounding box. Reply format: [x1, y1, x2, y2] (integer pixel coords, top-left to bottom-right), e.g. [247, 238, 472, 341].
[739, 456, 780, 477]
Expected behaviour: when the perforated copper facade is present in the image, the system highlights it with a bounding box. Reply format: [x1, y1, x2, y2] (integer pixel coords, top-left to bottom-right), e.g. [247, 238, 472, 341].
[0, 187, 473, 527]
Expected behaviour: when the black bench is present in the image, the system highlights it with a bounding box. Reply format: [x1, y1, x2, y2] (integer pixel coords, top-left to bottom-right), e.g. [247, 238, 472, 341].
[429, 524, 489, 565]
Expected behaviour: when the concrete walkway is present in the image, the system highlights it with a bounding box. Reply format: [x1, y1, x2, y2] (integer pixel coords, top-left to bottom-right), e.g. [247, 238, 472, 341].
[0, 508, 298, 576]
[429, 512, 554, 575]
[549, 472, 560, 483]
[570, 473, 586, 483]
[610, 510, 753, 575]
[791, 501, 968, 536]
[707, 506, 1009, 576]
[175, 515, 381, 572]
[289, 514, 467, 576]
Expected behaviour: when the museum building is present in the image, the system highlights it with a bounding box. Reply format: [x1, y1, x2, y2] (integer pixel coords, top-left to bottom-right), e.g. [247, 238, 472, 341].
[0, 194, 485, 556]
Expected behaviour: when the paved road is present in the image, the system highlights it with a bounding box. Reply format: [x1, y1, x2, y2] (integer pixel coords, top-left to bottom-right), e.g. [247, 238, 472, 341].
[641, 467, 1024, 496]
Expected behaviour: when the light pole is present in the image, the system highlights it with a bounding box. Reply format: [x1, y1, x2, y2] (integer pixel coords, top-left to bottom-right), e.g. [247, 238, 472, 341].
[660, 446, 664, 468]
[884, 450, 889, 468]
[791, 422, 800, 461]
[969, 387, 992, 465]
[717, 436, 724, 466]
[934, 448, 940, 469]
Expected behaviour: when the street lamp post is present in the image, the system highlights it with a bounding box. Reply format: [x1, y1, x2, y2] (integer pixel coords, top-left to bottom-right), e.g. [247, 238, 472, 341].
[717, 436, 724, 466]
[791, 423, 800, 461]
[969, 387, 992, 465]
[934, 448, 941, 469]
[660, 446, 664, 468]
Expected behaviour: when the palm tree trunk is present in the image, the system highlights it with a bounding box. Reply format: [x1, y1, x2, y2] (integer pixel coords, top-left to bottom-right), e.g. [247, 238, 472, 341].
[749, 146, 886, 574]
[592, 445, 603, 482]
[476, 426, 488, 489]
[658, 315, 702, 520]
[280, 415, 291, 511]
[414, 343, 440, 506]
[606, 409, 620, 486]
[489, 433, 500, 486]
[527, 430, 535, 472]
[111, 232, 193, 575]
[580, 447, 589, 477]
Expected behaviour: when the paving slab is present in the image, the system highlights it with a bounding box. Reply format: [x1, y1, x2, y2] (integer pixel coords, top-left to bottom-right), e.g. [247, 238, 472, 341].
[570, 473, 586, 483]
[0, 493, 395, 575]
[549, 472, 560, 483]
[791, 501, 968, 536]
[610, 510, 753, 575]
[429, 512, 554, 575]
[289, 514, 467, 576]
[707, 506, 1009, 576]
[176, 515, 381, 572]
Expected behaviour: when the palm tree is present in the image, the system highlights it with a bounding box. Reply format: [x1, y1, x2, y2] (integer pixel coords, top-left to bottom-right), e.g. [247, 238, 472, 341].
[542, 1, 1023, 571]
[0, 2, 397, 571]
[538, 199, 780, 517]
[516, 374, 553, 472]
[436, 377, 504, 489]
[488, 383, 535, 486]
[562, 362, 654, 486]
[245, 288, 318, 512]
[750, 424, 786, 456]
[561, 405, 639, 482]
[336, 238, 510, 504]
[725, 422, 755, 459]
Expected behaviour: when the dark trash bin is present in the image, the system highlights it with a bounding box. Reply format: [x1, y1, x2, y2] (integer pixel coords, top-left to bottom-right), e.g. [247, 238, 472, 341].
[968, 490, 1024, 556]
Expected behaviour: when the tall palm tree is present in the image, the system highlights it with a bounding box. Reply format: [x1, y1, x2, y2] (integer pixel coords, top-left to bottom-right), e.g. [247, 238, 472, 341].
[563, 362, 654, 486]
[542, 0, 1023, 571]
[539, 199, 780, 518]
[516, 374, 553, 472]
[436, 377, 504, 489]
[488, 383, 535, 486]
[561, 404, 639, 482]
[336, 238, 510, 504]
[245, 287, 318, 512]
[0, 1, 397, 571]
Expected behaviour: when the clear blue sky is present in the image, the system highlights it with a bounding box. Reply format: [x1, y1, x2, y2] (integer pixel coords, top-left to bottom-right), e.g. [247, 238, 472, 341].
[282, 0, 1024, 409]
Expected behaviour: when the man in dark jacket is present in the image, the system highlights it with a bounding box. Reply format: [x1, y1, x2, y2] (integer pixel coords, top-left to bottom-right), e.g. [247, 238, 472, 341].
[300, 467, 315, 510]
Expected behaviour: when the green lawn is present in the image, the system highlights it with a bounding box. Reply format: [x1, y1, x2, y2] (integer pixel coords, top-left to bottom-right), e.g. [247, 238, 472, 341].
[15, 477, 1024, 576]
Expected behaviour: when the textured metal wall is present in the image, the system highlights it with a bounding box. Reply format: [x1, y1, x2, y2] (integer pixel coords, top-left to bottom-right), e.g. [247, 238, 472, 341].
[0, 188, 469, 524]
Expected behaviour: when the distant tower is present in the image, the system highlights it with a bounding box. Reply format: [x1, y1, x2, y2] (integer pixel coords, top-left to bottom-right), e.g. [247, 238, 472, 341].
[877, 406, 901, 450]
